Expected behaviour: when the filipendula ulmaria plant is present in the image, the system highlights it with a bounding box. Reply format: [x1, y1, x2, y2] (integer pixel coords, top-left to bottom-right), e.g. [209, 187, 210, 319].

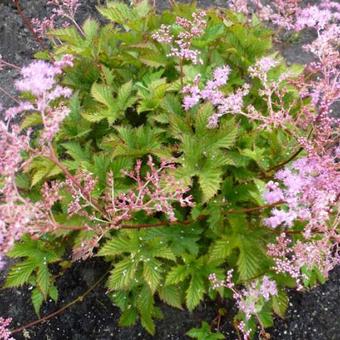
[0, 1, 338, 338]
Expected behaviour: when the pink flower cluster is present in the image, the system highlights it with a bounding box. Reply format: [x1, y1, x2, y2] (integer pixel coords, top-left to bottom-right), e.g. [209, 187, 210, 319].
[0, 121, 30, 269]
[0, 57, 74, 269]
[0, 317, 13, 340]
[65, 170, 98, 218]
[60, 157, 194, 261]
[243, 56, 297, 130]
[209, 270, 277, 320]
[268, 232, 339, 290]
[49, 0, 80, 19]
[182, 65, 250, 128]
[32, 0, 80, 37]
[106, 156, 194, 225]
[264, 156, 339, 232]
[264, 154, 339, 287]
[237, 320, 251, 340]
[0, 175, 64, 270]
[228, 0, 302, 30]
[152, 11, 207, 65]
[0, 123, 30, 177]
[295, 2, 339, 31]
[7, 56, 73, 143]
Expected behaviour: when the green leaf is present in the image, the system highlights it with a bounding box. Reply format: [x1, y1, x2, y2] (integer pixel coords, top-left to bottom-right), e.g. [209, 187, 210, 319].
[187, 321, 225, 340]
[97, 2, 134, 25]
[49, 285, 59, 303]
[20, 112, 42, 130]
[37, 264, 51, 298]
[107, 258, 138, 290]
[272, 290, 289, 318]
[31, 288, 44, 316]
[198, 167, 222, 202]
[237, 240, 264, 281]
[166, 265, 188, 285]
[140, 313, 155, 335]
[97, 235, 132, 257]
[62, 141, 90, 163]
[83, 18, 99, 41]
[117, 80, 135, 110]
[50, 26, 82, 45]
[209, 237, 235, 261]
[137, 285, 155, 335]
[5, 259, 37, 287]
[134, 0, 151, 18]
[29, 157, 62, 187]
[158, 285, 182, 309]
[258, 310, 274, 328]
[119, 307, 138, 327]
[143, 259, 162, 293]
[154, 246, 176, 262]
[81, 110, 112, 123]
[186, 274, 205, 311]
[91, 82, 115, 108]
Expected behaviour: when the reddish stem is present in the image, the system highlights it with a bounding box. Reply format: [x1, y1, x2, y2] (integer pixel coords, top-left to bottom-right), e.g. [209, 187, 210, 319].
[14, 0, 46, 48]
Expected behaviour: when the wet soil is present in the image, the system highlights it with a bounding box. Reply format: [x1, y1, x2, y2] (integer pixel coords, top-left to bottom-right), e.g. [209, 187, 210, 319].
[0, 1, 339, 339]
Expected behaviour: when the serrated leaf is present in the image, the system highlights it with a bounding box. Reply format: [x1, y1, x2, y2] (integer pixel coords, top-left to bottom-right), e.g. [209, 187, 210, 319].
[31, 169, 50, 187]
[272, 291, 289, 318]
[31, 288, 44, 316]
[49, 285, 59, 303]
[97, 236, 132, 257]
[134, 0, 151, 17]
[161, 94, 183, 116]
[140, 52, 167, 67]
[50, 26, 83, 45]
[237, 241, 264, 281]
[91, 83, 115, 108]
[166, 265, 188, 285]
[186, 274, 205, 311]
[158, 285, 182, 309]
[107, 258, 138, 290]
[198, 167, 222, 202]
[97, 2, 134, 24]
[117, 81, 134, 110]
[5, 259, 37, 287]
[83, 18, 99, 41]
[155, 247, 176, 262]
[81, 110, 111, 123]
[187, 321, 225, 340]
[137, 285, 155, 335]
[111, 290, 129, 310]
[257, 310, 274, 328]
[143, 259, 162, 293]
[195, 103, 214, 135]
[20, 112, 42, 130]
[119, 307, 138, 327]
[62, 141, 90, 162]
[209, 238, 235, 261]
[37, 264, 50, 298]
[29, 157, 62, 187]
[140, 313, 155, 335]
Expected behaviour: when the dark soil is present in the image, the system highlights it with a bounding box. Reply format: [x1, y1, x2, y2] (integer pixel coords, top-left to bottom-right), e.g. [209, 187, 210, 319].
[0, 1, 339, 339]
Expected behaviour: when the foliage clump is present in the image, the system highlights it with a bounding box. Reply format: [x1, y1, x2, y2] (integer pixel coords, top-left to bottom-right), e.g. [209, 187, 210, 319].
[0, 0, 339, 338]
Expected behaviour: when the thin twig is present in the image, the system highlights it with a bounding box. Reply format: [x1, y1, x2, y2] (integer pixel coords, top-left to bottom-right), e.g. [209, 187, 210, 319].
[0, 86, 21, 104]
[11, 271, 109, 334]
[266, 147, 304, 174]
[119, 202, 283, 229]
[13, 0, 46, 48]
